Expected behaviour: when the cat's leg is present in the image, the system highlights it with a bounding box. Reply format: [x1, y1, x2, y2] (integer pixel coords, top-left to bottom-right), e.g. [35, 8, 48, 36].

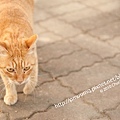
[23, 58, 38, 95]
[1, 74, 17, 105]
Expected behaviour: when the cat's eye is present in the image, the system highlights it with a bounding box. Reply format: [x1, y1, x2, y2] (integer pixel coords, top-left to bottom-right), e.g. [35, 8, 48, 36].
[23, 66, 30, 71]
[7, 68, 15, 72]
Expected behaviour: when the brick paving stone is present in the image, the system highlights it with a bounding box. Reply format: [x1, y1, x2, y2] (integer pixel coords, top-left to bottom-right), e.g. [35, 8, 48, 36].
[34, 23, 47, 34]
[39, 18, 81, 38]
[83, 80, 120, 112]
[59, 61, 120, 93]
[107, 54, 120, 68]
[40, 50, 101, 77]
[95, 1, 120, 12]
[58, 8, 101, 23]
[0, 81, 73, 120]
[110, 8, 120, 18]
[89, 21, 120, 40]
[0, 113, 7, 120]
[73, 13, 118, 32]
[38, 40, 81, 63]
[29, 99, 101, 120]
[70, 34, 119, 58]
[34, 7, 52, 22]
[106, 104, 120, 120]
[35, 0, 73, 9]
[94, 117, 109, 120]
[80, 0, 115, 7]
[47, 2, 86, 16]
[37, 68, 53, 86]
[107, 36, 120, 49]
[37, 32, 62, 47]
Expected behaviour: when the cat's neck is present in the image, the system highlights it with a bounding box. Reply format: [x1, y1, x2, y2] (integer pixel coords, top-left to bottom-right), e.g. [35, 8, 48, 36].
[1, 19, 33, 37]
[0, 24, 33, 43]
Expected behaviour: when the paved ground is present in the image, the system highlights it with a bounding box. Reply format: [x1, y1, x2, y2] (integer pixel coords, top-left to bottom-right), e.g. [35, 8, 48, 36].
[0, 0, 120, 120]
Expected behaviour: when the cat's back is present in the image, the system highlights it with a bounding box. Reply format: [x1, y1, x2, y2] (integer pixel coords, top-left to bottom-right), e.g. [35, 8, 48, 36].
[0, 0, 34, 38]
[0, 0, 34, 19]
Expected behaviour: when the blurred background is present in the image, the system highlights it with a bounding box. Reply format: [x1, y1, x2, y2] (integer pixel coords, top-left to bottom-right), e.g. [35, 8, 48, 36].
[33, 0, 120, 119]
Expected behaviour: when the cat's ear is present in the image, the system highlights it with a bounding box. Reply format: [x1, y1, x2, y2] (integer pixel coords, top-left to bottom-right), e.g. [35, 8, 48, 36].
[25, 34, 37, 49]
[0, 42, 8, 56]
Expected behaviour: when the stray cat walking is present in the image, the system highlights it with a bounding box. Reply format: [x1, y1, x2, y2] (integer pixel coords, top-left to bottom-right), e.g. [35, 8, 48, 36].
[0, 0, 38, 105]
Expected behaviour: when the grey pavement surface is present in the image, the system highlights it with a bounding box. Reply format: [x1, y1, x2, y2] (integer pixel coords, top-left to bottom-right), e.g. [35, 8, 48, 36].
[0, 0, 120, 120]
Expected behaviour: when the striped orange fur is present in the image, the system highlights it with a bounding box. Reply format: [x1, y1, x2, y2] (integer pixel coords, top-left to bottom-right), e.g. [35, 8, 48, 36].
[0, 0, 38, 105]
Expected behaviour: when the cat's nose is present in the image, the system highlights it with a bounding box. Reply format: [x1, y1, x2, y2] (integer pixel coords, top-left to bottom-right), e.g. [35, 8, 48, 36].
[17, 75, 24, 84]
[17, 81, 23, 84]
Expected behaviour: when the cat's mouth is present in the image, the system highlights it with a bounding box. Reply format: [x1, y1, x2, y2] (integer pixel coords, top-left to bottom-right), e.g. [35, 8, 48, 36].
[15, 80, 26, 85]
[9, 77, 30, 85]
[16, 77, 30, 85]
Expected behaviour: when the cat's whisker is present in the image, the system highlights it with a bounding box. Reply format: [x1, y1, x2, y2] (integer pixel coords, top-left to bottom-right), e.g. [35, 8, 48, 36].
[0, 82, 11, 98]
[1, 82, 12, 96]
[0, 87, 5, 101]
[30, 83, 35, 88]
[0, 87, 5, 92]
[29, 80, 37, 86]
[0, 86, 5, 112]
[0, 87, 5, 94]
[0, 81, 11, 94]
[0, 89, 4, 112]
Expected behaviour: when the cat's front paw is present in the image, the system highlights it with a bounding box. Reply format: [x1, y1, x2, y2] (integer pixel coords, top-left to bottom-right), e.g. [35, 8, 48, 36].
[4, 95, 17, 105]
[23, 84, 35, 95]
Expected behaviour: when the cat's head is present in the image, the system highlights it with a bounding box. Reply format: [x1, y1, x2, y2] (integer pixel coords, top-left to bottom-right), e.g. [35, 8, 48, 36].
[0, 34, 37, 85]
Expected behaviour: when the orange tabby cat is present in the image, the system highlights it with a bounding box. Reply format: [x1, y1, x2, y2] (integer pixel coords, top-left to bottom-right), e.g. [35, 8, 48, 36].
[0, 0, 38, 105]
